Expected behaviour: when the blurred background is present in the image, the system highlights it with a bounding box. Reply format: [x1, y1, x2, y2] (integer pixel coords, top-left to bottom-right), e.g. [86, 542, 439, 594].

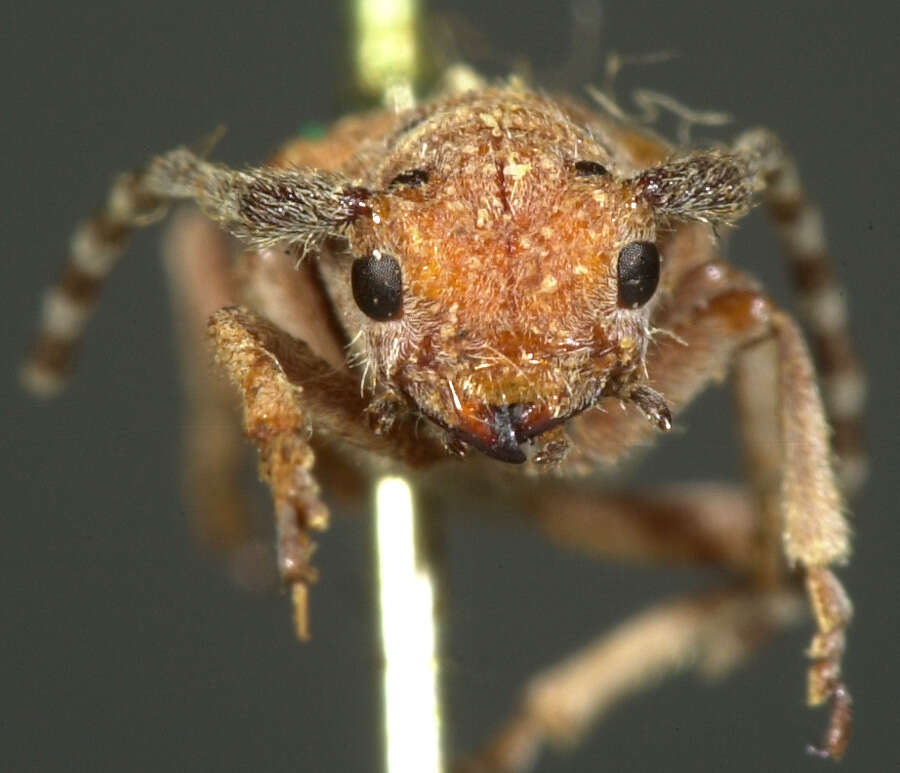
[2, 1, 898, 770]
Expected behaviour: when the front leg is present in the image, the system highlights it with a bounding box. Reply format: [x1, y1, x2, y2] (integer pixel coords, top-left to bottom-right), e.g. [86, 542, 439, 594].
[773, 311, 853, 759]
[209, 306, 447, 639]
[570, 259, 853, 758]
[209, 307, 332, 639]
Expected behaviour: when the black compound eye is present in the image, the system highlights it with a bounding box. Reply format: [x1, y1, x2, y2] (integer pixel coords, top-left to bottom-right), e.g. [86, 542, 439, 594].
[573, 159, 608, 177]
[351, 252, 403, 320]
[617, 241, 660, 309]
[389, 168, 429, 188]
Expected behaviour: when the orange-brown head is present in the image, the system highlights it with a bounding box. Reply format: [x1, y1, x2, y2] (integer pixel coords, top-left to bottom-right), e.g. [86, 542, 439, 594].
[337, 89, 666, 462]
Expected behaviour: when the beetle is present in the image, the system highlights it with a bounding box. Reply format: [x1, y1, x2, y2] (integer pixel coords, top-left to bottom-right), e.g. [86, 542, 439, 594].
[22, 73, 864, 767]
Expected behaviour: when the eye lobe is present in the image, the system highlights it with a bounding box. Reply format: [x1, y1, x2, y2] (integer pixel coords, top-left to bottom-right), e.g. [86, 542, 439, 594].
[388, 168, 429, 188]
[573, 159, 609, 177]
[617, 241, 661, 308]
[351, 252, 403, 321]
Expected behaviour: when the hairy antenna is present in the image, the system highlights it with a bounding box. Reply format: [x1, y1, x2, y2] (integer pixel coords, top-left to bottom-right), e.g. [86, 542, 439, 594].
[633, 151, 757, 225]
[143, 149, 370, 251]
[21, 145, 370, 396]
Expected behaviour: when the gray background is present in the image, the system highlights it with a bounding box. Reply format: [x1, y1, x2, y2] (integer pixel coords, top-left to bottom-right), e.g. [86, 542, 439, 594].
[2, 1, 898, 771]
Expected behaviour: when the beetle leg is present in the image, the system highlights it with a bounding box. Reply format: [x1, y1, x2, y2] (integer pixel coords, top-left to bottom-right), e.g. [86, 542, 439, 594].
[521, 483, 761, 574]
[209, 307, 331, 638]
[457, 586, 803, 773]
[737, 312, 853, 761]
[208, 306, 444, 638]
[518, 260, 853, 761]
[772, 311, 853, 760]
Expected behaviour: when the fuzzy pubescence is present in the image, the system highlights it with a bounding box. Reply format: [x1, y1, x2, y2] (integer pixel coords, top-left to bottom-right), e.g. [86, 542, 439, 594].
[633, 151, 758, 226]
[336, 102, 662, 460]
[143, 148, 370, 253]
